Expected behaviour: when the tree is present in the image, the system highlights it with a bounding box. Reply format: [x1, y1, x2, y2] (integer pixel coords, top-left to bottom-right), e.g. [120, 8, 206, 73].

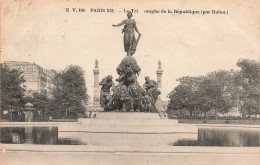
[194, 79, 215, 118]
[175, 76, 207, 118]
[237, 59, 260, 87]
[167, 58, 260, 120]
[177, 76, 204, 90]
[52, 65, 88, 118]
[206, 71, 234, 119]
[167, 85, 193, 117]
[235, 59, 260, 118]
[168, 71, 234, 119]
[0, 64, 25, 119]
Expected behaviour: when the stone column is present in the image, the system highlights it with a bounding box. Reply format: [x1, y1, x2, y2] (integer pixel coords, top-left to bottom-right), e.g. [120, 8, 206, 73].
[93, 60, 103, 111]
[156, 60, 163, 89]
[156, 61, 168, 118]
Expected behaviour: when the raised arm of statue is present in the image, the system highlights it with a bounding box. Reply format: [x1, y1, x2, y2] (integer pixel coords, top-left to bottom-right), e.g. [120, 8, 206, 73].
[112, 20, 126, 27]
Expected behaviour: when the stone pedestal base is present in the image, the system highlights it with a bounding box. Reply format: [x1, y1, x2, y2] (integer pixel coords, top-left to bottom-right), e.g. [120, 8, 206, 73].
[94, 112, 160, 119]
[59, 112, 187, 146]
[77, 112, 178, 133]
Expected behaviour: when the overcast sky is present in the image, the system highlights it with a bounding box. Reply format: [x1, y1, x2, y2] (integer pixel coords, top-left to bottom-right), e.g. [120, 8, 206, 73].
[1, 0, 259, 100]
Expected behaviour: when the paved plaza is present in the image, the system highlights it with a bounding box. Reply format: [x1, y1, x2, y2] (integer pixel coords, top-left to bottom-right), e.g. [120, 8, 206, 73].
[1, 148, 259, 165]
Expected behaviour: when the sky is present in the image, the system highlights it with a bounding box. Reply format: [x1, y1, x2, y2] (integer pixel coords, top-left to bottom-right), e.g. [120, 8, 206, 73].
[1, 0, 259, 100]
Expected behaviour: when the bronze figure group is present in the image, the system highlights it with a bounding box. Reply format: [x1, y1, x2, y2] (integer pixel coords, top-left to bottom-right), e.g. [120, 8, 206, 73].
[99, 73, 161, 112]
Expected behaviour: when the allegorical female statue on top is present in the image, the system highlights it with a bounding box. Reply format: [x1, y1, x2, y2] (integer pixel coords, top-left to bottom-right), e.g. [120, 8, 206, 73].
[112, 11, 141, 56]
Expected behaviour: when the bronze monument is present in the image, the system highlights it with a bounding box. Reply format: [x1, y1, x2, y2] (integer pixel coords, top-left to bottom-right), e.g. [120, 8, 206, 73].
[99, 12, 160, 112]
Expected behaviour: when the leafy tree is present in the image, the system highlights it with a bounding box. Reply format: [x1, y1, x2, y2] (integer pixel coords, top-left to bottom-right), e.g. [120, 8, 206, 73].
[237, 59, 260, 87]
[235, 59, 260, 118]
[193, 79, 215, 118]
[177, 76, 204, 90]
[52, 65, 88, 118]
[168, 71, 234, 119]
[206, 71, 234, 119]
[0, 64, 25, 119]
[175, 76, 207, 118]
[167, 85, 193, 117]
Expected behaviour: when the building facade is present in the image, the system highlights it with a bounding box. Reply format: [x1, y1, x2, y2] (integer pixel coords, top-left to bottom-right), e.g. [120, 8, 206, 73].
[4, 61, 55, 97]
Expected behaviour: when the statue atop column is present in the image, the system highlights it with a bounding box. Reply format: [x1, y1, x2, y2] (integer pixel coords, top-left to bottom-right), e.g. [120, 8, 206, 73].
[158, 60, 162, 69]
[95, 59, 98, 68]
[112, 11, 141, 56]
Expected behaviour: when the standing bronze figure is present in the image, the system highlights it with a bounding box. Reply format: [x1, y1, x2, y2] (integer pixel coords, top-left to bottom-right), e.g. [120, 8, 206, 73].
[143, 76, 161, 112]
[112, 11, 141, 56]
[99, 75, 115, 111]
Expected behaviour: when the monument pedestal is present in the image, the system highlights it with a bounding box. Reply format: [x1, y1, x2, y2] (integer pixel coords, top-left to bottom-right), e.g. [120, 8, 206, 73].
[78, 112, 178, 133]
[77, 112, 179, 134]
[58, 112, 198, 147]
[94, 112, 160, 119]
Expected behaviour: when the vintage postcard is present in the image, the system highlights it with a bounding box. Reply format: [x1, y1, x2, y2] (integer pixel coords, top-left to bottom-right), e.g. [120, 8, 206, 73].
[0, 0, 259, 165]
